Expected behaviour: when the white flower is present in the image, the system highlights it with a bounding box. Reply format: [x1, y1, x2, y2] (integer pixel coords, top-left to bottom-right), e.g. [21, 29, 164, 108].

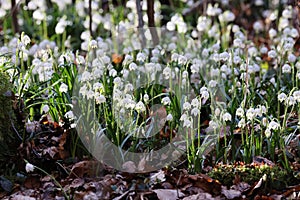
[89, 40, 98, 49]
[180, 113, 188, 121]
[201, 91, 209, 102]
[222, 112, 232, 122]
[163, 67, 171, 79]
[183, 102, 191, 110]
[59, 83, 68, 93]
[128, 62, 137, 71]
[282, 64, 291, 74]
[191, 98, 199, 107]
[286, 96, 296, 106]
[136, 52, 146, 62]
[135, 101, 146, 112]
[25, 163, 34, 173]
[269, 28, 277, 38]
[215, 108, 221, 116]
[262, 117, 268, 127]
[21, 34, 31, 46]
[288, 54, 297, 63]
[268, 50, 277, 58]
[166, 114, 173, 121]
[278, 93, 287, 103]
[219, 10, 235, 22]
[95, 93, 106, 104]
[178, 55, 187, 65]
[238, 118, 246, 128]
[219, 52, 230, 61]
[65, 110, 75, 120]
[143, 94, 149, 102]
[209, 120, 218, 129]
[208, 80, 217, 88]
[236, 107, 244, 117]
[42, 105, 50, 113]
[265, 128, 271, 138]
[246, 108, 256, 121]
[293, 90, 300, 102]
[268, 120, 280, 131]
[191, 108, 200, 116]
[183, 119, 192, 128]
[253, 21, 264, 32]
[161, 97, 171, 105]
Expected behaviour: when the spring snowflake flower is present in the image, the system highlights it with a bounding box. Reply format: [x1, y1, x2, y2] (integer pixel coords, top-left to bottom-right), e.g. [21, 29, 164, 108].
[222, 112, 232, 122]
[208, 80, 217, 88]
[236, 107, 244, 117]
[253, 21, 264, 32]
[59, 83, 68, 93]
[201, 91, 209, 102]
[282, 64, 291, 74]
[89, 40, 98, 49]
[180, 113, 188, 121]
[238, 118, 246, 128]
[161, 97, 171, 105]
[95, 93, 106, 104]
[268, 120, 280, 131]
[286, 96, 296, 106]
[265, 128, 271, 138]
[136, 52, 146, 62]
[191, 98, 199, 107]
[278, 93, 287, 103]
[269, 28, 277, 38]
[246, 108, 256, 121]
[163, 67, 172, 79]
[293, 91, 300, 102]
[220, 10, 235, 22]
[191, 107, 200, 116]
[65, 110, 75, 120]
[268, 50, 277, 58]
[166, 114, 173, 121]
[209, 120, 218, 130]
[183, 102, 191, 110]
[25, 163, 35, 173]
[288, 54, 296, 63]
[135, 101, 146, 112]
[42, 105, 50, 113]
[183, 119, 192, 128]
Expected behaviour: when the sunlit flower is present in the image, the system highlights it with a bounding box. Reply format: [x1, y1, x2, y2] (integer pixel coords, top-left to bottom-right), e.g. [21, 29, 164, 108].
[59, 83, 68, 93]
[25, 163, 34, 173]
[238, 118, 246, 128]
[183, 102, 191, 110]
[166, 114, 173, 121]
[191, 107, 200, 116]
[42, 105, 50, 113]
[286, 96, 296, 106]
[65, 110, 75, 120]
[293, 91, 300, 102]
[236, 107, 244, 117]
[282, 64, 291, 73]
[161, 97, 171, 105]
[278, 93, 287, 102]
[268, 120, 280, 131]
[222, 112, 232, 122]
[135, 101, 146, 112]
[268, 50, 277, 58]
[246, 108, 256, 121]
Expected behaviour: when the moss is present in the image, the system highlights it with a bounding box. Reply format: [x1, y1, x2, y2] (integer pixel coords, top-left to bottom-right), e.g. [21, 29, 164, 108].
[208, 163, 299, 190]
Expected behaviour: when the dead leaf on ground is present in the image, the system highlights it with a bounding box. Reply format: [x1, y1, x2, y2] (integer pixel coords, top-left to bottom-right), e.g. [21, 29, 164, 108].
[153, 189, 185, 200]
[182, 192, 215, 200]
[69, 160, 103, 178]
[221, 186, 242, 199]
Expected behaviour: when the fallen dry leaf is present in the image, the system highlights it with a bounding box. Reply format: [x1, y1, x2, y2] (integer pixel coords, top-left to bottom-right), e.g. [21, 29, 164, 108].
[183, 193, 215, 200]
[221, 186, 242, 199]
[153, 189, 185, 200]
